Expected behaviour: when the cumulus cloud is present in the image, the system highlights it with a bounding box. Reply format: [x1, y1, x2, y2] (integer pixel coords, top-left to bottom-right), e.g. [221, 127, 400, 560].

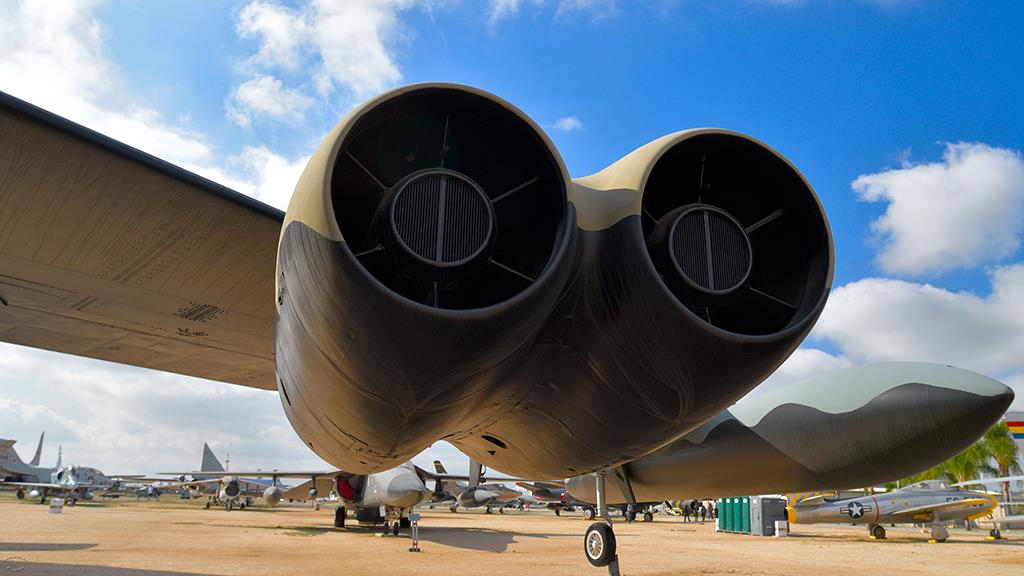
[226, 75, 314, 128]
[853, 143, 1024, 276]
[813, 264, 1024, 379]
[236, 1, 308, 71]
[552, 115, 584, 132]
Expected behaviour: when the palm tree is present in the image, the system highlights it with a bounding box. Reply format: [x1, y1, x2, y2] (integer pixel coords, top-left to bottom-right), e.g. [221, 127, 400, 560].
[982, 422, 1022, 512]
[942, 441, 995, 485]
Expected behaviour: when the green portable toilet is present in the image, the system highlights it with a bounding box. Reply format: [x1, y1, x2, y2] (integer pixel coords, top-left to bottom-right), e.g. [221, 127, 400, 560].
[732, 496, 742, 532]
[740, 497, 751, 533]
[725, 498, 734, 531]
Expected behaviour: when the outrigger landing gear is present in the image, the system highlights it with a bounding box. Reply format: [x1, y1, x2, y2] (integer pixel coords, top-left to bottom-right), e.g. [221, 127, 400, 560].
[582, 471, 620, 576]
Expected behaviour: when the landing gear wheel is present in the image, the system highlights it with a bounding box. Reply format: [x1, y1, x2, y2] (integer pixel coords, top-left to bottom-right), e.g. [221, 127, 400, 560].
[400, 517, 411, 529]
[16, 488, 25, 500]
[225, 500, 233, 512]
[584, 523, 616, 567]
[554, 508, 561, 517]
[499, 507, 505, 514]
[204, 500, 211, 509]
[583, 507, 596, 521]
[334, 506, 346, 528]
[485, 506, 492, 514]
[871, 525, 886, 539]
[990, 528, 1002, 539]
[449, 505, 458, 513]
[643, 511, 654, 523]
[931, 526, 948, 542]
[392, 522, 400, 536]
[239, 502, 246, 510]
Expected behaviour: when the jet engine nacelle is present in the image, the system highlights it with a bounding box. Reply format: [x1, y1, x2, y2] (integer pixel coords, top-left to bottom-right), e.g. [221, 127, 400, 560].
[29, 489, 41, 498]
[262, 485, 283, 507]
[276, 83, 833, 478]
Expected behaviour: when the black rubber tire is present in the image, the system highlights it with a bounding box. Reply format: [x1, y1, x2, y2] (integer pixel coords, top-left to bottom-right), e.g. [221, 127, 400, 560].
[584, 508, 596, 521]
[554, 508, 561, 516]
[990, 528, 1001, 539]
[485, 506, 492, 514]
[584, 523, 616, 567]
[499, 507, 505, 515]
[643, 511, 654, 523]
[392, 523, 400, 536]
[205, 501, 211, 509]
[334, 506, 346, 528]
[449, 506, 458, 513]
[225, 500, 233, 512]
[400, 517, 411, 529]
[871, 525, 886, 539]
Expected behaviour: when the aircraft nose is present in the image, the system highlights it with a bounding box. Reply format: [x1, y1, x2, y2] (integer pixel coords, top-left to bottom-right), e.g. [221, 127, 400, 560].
[386, 474, 426, 508]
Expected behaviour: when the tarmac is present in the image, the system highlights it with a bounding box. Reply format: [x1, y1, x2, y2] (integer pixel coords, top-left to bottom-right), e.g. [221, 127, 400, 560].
[0, 495, 1021, 575]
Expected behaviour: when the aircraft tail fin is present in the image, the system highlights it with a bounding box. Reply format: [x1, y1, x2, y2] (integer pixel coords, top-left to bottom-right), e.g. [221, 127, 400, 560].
[56, 445, 62, 468]
[29, 431, 44, 466]
[433, 460, 447, 475]
[0, 439, 23, 466]
[201, 443, 224, 473]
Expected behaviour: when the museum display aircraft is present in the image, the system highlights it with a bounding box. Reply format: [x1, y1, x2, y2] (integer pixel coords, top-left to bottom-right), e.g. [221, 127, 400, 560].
[787, 481, 999, 542]
[1, 433, 50, 482]
[432, 459, 525, 513]
[0, 84, 1014, 571]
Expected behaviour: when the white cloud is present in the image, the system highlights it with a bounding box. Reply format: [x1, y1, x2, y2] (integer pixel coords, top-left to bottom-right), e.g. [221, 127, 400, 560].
[813, 264, 1024, 380]
[236, 1, 308, 71]
[231, 146, 310, 210]
[487, 0, 616, 25]
[226, 75, 314, 128]
[742, 348, 851, 401]
[552, 115, 584, 133]
[853, 143, 1024, 276]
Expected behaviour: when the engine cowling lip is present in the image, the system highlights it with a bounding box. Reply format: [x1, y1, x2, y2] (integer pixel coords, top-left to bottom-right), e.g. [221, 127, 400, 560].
[321, 82, 575, 317]
[632, 128, 834, 343]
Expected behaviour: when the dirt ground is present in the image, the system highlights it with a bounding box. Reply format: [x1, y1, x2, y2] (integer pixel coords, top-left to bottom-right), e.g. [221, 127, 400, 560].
[0, 495, 1021, 575]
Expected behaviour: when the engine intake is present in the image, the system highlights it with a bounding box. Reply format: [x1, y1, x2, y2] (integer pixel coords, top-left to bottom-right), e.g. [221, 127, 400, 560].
[641, 132, 831, 335]
[332, 87, 568, 309]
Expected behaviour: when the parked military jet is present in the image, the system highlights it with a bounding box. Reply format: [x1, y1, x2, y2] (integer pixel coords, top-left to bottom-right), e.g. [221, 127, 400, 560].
[157, 444, 286, 511]
[2, 462, 121, 504]
[787, 480, 1002, 542]
[432, 460, 525, 513]
[0, 85, 1015, 570]
[1, 433, 50, 483]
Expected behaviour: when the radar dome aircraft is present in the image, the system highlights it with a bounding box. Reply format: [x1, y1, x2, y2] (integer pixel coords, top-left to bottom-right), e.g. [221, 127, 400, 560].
[0, 84, 1014, 570]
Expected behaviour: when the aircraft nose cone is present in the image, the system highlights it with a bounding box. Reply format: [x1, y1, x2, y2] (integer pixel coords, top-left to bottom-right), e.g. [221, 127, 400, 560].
[386, 475, 426, 508]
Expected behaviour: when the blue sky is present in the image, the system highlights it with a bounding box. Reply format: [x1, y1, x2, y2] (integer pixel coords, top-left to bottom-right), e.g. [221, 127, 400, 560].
[1, 0, 1022, 474]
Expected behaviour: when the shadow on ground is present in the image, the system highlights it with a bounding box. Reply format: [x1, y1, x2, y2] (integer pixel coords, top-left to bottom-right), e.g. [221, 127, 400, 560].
[0, 561, 216, 576]
[417, 527, 576, 552]
[0, 543, 97, 551]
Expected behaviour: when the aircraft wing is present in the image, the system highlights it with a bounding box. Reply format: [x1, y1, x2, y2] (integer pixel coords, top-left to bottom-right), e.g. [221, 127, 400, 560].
[977, 515, 1024, 525]
[0, 440, 14, 452]
[160, 470, 339, 479]
[282, 477, 336, 500]
[0, 91, 282, 390]
[951, 475, 1024, 488]
[893, 498, 994, 518]
[516, 481, 565, 493]
[1, 481, 109, 490]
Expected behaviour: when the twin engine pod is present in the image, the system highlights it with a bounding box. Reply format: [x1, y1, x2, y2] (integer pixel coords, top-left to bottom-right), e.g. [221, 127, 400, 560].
[275, 84, 833, 478]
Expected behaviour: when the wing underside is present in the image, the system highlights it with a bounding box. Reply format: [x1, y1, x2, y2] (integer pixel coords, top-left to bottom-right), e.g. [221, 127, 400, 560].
[0, 92, 282, 389]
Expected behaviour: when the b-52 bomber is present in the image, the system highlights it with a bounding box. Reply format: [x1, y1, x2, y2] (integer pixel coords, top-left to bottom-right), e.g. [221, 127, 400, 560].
[0, 83, 1014, 570]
